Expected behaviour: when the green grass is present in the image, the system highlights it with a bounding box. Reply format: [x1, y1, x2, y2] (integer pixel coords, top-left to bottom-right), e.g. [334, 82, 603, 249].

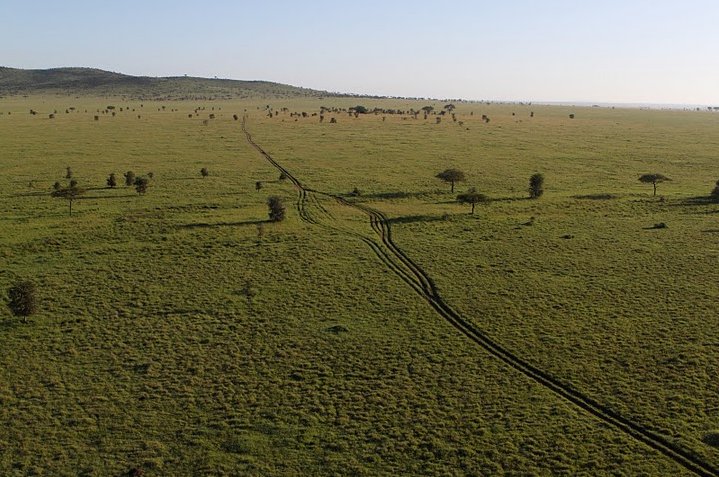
[1, 96, 718, 475]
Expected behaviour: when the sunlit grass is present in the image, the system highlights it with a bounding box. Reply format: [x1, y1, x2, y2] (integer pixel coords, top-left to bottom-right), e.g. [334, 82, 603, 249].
[1, 95, 717, 475]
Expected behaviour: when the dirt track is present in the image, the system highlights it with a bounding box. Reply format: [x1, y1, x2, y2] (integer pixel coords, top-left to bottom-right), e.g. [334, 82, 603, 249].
[242, 117, 718, 477]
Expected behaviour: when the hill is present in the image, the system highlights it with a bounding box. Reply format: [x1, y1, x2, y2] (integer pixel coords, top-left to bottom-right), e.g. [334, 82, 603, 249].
[0, 66, 338, 99]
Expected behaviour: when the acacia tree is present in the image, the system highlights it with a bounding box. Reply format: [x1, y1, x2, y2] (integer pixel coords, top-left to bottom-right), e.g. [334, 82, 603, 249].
[457, 187, 489, 214]
[267, 196, 286, 222]
[51, 180, 85, 215]
[529, 173, 545, 199]
[436, 168, 466, 193]
[639, 173, 670, 196]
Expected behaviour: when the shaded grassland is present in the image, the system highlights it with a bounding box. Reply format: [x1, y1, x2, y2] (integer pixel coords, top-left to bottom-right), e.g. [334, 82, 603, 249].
[1, 96, 718, 475]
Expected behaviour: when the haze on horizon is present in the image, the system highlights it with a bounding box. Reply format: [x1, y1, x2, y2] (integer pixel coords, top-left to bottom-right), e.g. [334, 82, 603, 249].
[2, 0, 718, 105]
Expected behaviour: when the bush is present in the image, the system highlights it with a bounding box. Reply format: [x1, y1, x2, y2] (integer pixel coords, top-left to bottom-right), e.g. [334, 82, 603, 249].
[7, 280, 37, 318]
[107, 173, 117, 188]
[529, 173, 545, 199]
[267, 196, 286, 222]
[134, 176, 149, 194]
[279, 172, 288, 182]
[711, 179, 719, 202]
[200, 167, 209, 178]
[124, 171, 136, 186]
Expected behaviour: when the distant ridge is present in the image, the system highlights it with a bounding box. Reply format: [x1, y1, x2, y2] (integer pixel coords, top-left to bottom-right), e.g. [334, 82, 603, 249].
[0, 66, 341, 99]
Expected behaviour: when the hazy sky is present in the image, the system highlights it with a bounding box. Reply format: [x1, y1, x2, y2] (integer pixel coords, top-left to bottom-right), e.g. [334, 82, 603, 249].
[2, 0, 718, 104]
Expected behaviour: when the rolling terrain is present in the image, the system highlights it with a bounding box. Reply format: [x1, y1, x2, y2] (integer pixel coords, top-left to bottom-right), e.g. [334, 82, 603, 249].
[0, 67, 337, 99]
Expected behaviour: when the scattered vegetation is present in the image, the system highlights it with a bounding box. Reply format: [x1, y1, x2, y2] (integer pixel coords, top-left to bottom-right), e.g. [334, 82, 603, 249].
[2, 95, 718, 476]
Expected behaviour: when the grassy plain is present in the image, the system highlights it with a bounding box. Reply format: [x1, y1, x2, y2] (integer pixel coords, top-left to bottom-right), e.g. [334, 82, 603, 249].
[1, 95, 718, 475]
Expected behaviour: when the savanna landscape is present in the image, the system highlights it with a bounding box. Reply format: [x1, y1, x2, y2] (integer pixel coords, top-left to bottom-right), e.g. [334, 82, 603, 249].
[2, 67, 719, 476]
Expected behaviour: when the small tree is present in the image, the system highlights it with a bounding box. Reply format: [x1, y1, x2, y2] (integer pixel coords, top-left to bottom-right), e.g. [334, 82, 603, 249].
[51, 181, 85, 215]
[134, 176, 149, 195]
[7, 280, 37, 321]
[436, 168, 466, 193]
[457, 187, 489, 214]
[529, 173, 545, 199]
[124, 171, 136, 187]
[65, 167, 73, 179]
[639, 173, 670, 196]
[255, 181, 263, 192]
[267, 196, 286, 222]
[200, 167, 209, 178]
[107, 173, 117, 188]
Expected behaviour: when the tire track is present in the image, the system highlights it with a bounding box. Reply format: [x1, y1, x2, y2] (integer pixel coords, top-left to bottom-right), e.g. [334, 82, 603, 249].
[241, 117, 719, 477]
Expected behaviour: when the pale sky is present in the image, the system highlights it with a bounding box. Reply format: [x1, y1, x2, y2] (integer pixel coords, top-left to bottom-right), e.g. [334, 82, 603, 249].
[2, 0, 718, 104]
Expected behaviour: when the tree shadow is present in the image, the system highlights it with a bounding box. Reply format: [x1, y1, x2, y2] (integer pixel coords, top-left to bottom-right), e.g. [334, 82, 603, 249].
[488, 196, 530, 203]
[672, 196, 717, 206]
[9, 191, 49, 198]
[178, 219, 269, 229]
[386, 214, 447, 225]
[572, 193, 619, 200]
[78, 194, 138, 200]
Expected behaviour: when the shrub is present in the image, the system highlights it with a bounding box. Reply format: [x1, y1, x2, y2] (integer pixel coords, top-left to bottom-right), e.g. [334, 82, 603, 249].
[529, 173, 545, 199]
[124, 171, 136, 186]
[710, 179, 719, 202]
[255, 181, 263, 192]
[134, 176, 149, 194]
[267, 196, 286, 222]
[279, 172, 288, 182]
[200, 167, 209, 178]
[107, 173, 117, 188]
[7, 280, 37, 318]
